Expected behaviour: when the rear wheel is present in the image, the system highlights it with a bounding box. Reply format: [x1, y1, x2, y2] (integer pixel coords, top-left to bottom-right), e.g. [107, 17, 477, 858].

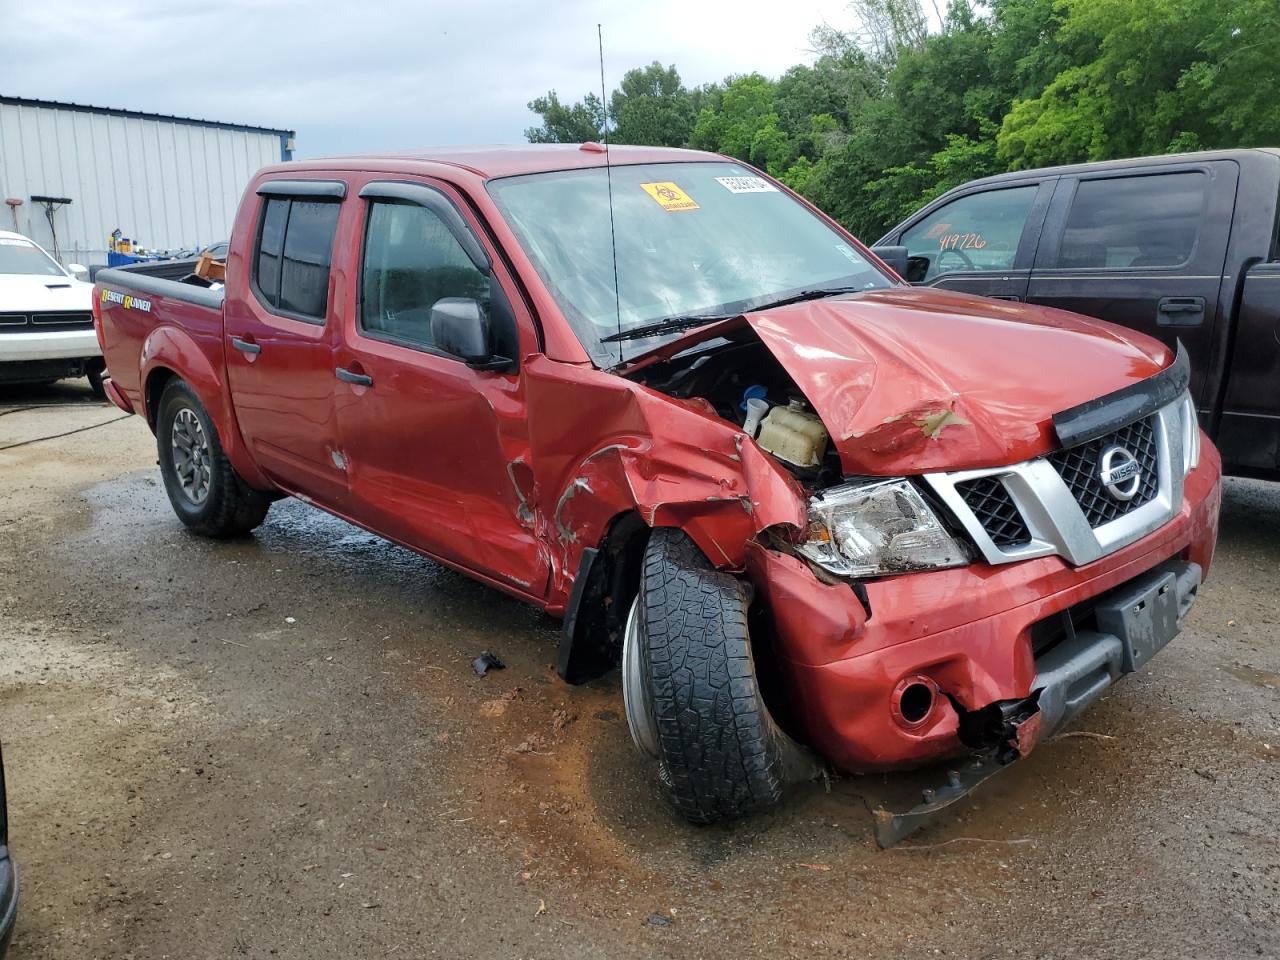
[625, 528, 789, 823]
[156, 379, 271, 537]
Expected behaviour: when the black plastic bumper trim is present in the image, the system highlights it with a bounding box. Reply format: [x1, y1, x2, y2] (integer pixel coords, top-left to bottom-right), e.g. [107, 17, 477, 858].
[1053, 341, 1190, 448]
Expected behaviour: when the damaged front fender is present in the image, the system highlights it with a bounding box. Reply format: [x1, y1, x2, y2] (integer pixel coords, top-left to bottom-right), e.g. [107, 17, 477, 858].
[519, 354, 809, 684]
[524, 355, 808, 613]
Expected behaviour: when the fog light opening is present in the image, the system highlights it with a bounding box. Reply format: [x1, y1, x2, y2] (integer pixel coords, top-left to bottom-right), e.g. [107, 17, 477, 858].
[895, 679, 936, 727]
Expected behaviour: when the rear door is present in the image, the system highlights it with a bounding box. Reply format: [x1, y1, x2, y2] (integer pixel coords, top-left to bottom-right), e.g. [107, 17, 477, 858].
[883, 179, 1055, 301]
[331, 177, 547, 597]
[223, 180, 347, 505]
[1027, 162, 1238, 405]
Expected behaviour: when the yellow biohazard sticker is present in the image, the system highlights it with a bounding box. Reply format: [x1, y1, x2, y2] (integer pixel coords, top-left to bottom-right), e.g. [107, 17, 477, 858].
[640, 181, 699, 212]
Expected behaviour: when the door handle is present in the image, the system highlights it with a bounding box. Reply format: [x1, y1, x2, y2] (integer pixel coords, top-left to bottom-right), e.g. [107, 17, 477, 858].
[1157, 297, 1205, 327]
[335, 366, 373, 387]
[229, 335, 261, 355]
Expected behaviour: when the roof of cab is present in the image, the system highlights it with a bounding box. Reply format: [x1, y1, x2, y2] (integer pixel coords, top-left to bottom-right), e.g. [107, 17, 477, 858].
[262, 144, 720, 180]
[951, 147, 1280, 191]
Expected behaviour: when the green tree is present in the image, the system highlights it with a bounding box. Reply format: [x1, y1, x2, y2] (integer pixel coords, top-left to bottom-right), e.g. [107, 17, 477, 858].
[522, 0, 1280, 239]
[994, 0, 1261, 168]
[610, 62, 696, 147]
[1169, 0, 1280, 148]
[524, 91, 604, 144]
[690, 74, 793, 170]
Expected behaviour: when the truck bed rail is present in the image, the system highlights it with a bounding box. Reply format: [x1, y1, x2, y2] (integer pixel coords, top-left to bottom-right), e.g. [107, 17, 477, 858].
[95, 266, 225, 310]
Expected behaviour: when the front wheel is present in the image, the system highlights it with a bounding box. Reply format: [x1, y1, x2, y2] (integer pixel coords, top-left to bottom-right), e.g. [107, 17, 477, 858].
[624, 528, 790, 823]
[156, 379, 272, 537]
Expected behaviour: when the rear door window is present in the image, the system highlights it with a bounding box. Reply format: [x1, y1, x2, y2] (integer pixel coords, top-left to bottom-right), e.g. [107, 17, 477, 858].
[253, 196, 340, 321]
[899, 186, 1038, 281]
[1052, 172, 1207, 269]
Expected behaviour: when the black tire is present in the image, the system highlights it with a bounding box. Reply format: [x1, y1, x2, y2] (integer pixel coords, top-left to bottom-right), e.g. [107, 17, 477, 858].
[156, 379, 272, 537]
[86, 359, 107, 400]
[639, 528, 787, 823]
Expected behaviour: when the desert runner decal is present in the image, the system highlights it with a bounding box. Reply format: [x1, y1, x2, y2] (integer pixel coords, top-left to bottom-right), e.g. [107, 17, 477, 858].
[640, 182, 699, 212]
[100, 288, 152, 312]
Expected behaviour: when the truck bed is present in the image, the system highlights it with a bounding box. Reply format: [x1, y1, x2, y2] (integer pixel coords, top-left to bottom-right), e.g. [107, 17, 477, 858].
[94, 266, 226, 419]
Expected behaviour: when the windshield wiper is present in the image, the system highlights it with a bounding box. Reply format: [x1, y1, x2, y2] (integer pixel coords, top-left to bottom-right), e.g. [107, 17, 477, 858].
[749, 285, 866, 311]
[600, 286, 865, 345]
[600, 313, 735, 344]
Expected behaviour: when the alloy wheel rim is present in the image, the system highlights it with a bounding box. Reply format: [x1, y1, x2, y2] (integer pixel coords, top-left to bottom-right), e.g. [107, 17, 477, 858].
[171, 408, 212, 505]
[622, 595, 660, 758]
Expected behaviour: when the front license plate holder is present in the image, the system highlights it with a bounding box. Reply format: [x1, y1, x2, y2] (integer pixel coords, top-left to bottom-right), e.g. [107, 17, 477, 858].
[1094, 568, 1180, 673]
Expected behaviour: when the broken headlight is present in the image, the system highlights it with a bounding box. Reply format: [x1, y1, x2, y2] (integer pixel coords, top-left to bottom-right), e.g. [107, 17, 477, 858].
[797, 479, 969, 578]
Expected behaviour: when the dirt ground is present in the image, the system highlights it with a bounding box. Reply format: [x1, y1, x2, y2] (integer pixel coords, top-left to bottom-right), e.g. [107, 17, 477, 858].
[0, 382, 1277, 960]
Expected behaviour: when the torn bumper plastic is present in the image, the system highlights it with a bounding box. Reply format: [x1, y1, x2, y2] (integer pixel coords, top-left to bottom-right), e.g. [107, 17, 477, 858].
[747, 448, 1220, 841]
[874, 558, 1202, 847]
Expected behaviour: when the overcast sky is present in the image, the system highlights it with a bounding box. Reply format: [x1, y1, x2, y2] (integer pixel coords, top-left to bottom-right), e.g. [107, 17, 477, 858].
[4, 0, 856, 157]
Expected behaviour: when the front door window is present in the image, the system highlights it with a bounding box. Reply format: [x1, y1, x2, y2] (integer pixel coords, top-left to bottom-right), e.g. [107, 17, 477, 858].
[900, 186, 1038, 282]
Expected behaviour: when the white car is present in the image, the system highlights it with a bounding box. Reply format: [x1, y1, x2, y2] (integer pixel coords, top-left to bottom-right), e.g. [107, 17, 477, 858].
[0, 230, 104, 396]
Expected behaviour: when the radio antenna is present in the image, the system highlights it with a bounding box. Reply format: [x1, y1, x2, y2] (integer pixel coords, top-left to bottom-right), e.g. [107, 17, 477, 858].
[598, 23, 623, 362]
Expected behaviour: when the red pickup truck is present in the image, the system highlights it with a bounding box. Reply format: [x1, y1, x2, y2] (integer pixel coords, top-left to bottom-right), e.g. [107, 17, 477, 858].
[94, 146, 1221, 844]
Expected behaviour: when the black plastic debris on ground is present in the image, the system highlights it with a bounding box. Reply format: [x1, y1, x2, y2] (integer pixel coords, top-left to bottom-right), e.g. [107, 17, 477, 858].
[472, 650, 506, 677]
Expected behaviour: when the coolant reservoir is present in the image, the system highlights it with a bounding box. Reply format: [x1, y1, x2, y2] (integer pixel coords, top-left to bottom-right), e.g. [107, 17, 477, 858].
[756, 400, 829, 468]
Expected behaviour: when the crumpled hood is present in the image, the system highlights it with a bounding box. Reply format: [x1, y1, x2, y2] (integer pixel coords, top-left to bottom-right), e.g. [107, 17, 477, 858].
[631, 286, 1173, 476]
[746, 287, 1171, 474]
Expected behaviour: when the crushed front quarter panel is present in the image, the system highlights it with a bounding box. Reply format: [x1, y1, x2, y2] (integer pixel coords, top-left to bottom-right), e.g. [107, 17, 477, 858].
[521, 354, 808, 615]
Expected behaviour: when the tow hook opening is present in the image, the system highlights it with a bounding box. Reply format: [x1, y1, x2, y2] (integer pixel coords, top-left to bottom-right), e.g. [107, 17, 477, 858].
[892, 676, 938, 728]
[955, 691, 1043, 761]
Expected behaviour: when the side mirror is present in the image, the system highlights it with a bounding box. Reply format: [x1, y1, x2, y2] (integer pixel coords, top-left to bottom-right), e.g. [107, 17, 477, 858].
[67, 263, 89, 282]
[871, 245, 909, 279]
[430, 297, 509, 369]
[905, 255, 931, 284]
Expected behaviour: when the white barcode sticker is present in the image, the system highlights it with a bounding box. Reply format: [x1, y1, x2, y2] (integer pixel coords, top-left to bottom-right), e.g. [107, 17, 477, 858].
[835, 243, 866, 265]
[716, 176, 778, 194]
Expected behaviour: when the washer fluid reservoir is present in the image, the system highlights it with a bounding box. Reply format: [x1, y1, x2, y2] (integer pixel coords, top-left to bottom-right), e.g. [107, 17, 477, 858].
[756, 399, 829, 468]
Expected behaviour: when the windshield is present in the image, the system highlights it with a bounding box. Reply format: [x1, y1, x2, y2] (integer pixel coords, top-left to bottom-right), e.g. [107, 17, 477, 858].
[487, 161, 892, 364]
[0, 237, 66, 277]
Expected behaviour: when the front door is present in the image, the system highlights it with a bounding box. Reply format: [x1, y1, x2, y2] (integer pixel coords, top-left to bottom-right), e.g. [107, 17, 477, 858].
[332, 178, 547, 597]
[890, 180, 1055, 302]
[223, 180, 348, 505]
[1026, 162, 1238, 405]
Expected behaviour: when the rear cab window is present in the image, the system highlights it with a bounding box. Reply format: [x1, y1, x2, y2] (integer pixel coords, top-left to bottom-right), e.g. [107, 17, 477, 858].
[899, 186, 1039, 282]
[252, 181, 345, 323]
[1050, 172, 1208, 270]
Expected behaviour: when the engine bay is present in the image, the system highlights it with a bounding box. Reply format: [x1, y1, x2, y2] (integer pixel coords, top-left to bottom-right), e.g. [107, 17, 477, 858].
[627, 335, 845, 491]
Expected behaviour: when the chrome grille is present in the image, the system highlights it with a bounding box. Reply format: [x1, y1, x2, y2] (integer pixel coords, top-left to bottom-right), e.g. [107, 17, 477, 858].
[954, 476, 1030, 547]
[1048, 416, 1160, 527]
[923, 397, 1188, 569]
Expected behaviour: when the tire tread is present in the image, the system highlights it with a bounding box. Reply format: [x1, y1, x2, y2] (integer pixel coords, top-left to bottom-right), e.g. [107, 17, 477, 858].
[640, 528, 785, 823]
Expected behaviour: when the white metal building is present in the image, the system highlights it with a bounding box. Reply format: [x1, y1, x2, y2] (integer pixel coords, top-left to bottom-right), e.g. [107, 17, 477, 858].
[0, 96, 294, 266]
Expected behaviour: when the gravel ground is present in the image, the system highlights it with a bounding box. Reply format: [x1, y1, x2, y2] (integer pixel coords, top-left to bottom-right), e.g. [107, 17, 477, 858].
[0, 382, 1277, 960]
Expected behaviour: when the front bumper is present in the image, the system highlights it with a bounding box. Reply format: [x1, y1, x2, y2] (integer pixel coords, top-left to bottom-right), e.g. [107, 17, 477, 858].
[748, 442, 1221, 775]
[0, 328, 101, 363]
